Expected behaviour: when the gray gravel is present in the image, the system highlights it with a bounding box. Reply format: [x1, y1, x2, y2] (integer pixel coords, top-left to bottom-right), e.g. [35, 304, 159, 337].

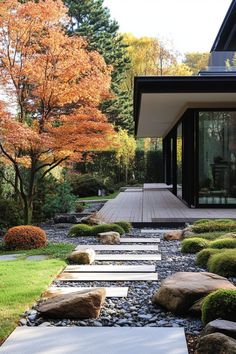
[21, 225, 204, 336]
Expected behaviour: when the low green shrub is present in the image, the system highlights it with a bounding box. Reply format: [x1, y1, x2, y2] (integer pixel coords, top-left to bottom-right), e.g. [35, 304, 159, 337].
[207, 249, 236, 277]
[202, 289, 236, 324]
[196, 248, 222, 268]
[181, 238, 210, 253]
[92, 224, 125, 235]
[185, 232, 224, 240]
[192, 220, 236, 234]
[68, 224, 92, 237]
[210, 238, 236, 249]
[114, 221, 132, 233]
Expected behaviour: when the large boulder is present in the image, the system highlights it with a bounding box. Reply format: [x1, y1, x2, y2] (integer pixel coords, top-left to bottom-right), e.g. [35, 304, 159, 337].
[80, 214, 104, 226]
[38, 288, 106, 319]
[163, 230, 183, 241]
[196, 333, 236, 354]
[152, 272, 235, 314]
[54, 214, 78, 224]
[203, 319, 236, 340]
[98, 231, 120, 245]
[67, 249, 95, 265]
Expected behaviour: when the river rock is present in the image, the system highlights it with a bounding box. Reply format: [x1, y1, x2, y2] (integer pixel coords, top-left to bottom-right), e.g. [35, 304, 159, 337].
[196, 333, 236, 354]
[67, 249, 95, 264]
[98, 231, 120, 245]
[152, 272, 235, 314]
[38, 288, 106, 319]
[164, 230, 183, 241]
[80, 214, 104, 225]
[203, 319, 236, 340]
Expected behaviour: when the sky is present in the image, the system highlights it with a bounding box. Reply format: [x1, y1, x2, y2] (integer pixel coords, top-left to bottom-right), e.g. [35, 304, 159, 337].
[103, 0, 232, 54]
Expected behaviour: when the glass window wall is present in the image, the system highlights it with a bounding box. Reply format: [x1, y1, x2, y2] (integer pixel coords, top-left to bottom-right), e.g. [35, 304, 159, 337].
[199, 111, 236, 205]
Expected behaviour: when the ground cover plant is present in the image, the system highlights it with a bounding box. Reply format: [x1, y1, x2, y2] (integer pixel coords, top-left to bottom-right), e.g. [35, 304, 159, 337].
[201, 289, 236, 324]
[68, 223, 125, 237]
[0, 242, 74, 344]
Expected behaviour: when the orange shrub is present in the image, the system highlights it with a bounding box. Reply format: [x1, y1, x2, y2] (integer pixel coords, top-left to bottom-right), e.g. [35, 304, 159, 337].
[4, 225, 47, 250]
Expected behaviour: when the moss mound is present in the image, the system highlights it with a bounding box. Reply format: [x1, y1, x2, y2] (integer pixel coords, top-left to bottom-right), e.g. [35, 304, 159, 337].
[196, 248, 221, 268]
[181, 238, 210, 253]
[210, 238, 236, 249]
[68, 223, 125, 237]
[92, 224, 125, 235]
[68, 224, 92, 237]
[114, 221, 132, 233]
[207, 249, 236, 277]
[192, 220, 236, 234]
[202, 289, 236, 324]
[185, 232, 225, 240]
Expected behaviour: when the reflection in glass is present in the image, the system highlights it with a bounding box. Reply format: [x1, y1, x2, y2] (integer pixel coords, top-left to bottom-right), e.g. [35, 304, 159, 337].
[199, 111, 236, 204]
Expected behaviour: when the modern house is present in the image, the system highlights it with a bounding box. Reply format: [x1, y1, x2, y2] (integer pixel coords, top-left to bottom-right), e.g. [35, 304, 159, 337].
[134, 0, 236, 209]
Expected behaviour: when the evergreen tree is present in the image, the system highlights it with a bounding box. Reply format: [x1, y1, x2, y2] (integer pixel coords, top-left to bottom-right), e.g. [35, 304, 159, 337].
[66, 0, 133, 132]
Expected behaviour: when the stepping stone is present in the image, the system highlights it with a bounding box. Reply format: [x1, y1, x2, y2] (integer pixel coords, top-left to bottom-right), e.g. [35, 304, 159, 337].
[58, 272, 158, 281]
[95, 254, 161, 261]
[120, 238, 160, 243]
[75, 245, 159, 251]
[46, 287, 129, 298]
[64, 265, 155, 273]
[0, 327, 188, 354]
[0, 254, 23, 261]
[141, 229, 175, 234]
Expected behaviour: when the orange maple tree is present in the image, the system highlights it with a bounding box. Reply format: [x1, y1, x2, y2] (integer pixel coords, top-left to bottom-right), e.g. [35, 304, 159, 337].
[0, 0, 114, 223]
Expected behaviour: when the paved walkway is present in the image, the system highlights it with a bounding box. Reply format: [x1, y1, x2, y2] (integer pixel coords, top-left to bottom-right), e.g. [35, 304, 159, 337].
[0, 232, 188, 353]
[98, 186, 236, 223]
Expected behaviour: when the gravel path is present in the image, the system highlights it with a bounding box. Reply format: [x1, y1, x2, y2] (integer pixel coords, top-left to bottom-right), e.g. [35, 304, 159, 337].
[21, 224, 205, 353]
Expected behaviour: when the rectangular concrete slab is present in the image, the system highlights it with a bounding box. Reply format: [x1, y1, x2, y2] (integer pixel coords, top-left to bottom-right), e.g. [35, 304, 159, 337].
[46, 287, 129, 298]
[120, 238, 160, 243]
[95, 254, 161, 261]
[141, 229, 174, 234]
[75, 245, 159, 251]
[58, 272, 158, 281]
[0, 327, 188, 354]
[64, 265, 155, 273]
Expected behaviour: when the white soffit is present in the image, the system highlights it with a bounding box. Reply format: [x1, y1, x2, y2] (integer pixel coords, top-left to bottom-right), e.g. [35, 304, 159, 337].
[137, 92, 236, 138]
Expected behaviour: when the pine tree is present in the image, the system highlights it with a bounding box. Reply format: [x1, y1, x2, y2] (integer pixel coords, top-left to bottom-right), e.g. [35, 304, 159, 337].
[66, 0, 133, 132]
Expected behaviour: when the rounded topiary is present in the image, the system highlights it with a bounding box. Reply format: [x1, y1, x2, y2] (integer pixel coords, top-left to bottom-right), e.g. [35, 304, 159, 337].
[92, 223, 125, 235]
[181, 238, 209, 253]
[207, 249, 236, 277]
[202, 289, 236, 324]
[68, 224, 92, 237]
[4, 225, 47, 250]
[114, 221, 132, 233]
[196, 248, 221, 268]
[210, 238, 236, 249]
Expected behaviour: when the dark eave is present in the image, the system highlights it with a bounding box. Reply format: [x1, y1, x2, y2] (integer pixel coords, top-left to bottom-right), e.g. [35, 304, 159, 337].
[211, 0, 236, 51]
[134, 75, 236, 137]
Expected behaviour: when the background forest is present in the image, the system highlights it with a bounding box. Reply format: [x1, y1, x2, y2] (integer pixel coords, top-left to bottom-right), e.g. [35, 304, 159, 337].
[0, 0, 210, 228]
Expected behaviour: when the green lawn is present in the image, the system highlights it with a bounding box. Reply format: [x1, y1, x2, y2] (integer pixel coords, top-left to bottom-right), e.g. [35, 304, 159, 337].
[77, 191, 119, 201]
[0, 243, 74, 345]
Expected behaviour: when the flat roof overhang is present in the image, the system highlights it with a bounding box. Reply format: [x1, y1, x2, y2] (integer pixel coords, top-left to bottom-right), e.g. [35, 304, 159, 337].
[134, 76, 236, 138]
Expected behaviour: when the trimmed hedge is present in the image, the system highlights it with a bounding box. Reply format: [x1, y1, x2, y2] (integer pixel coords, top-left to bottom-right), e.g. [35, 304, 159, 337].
[196, 248, 221, 268]
[202, 289, 236, 324]
[210, 238, 236, 249]
[181, 238, 210, 253]
[4, 225, 47, 250]
[114, 221, 132, 233]
[68, 223, 125, 237]
[207, 249, 236, 277]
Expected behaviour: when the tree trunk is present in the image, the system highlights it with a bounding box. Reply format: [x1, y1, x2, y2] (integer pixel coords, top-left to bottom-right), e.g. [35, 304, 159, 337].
[23, 199, 33, 225]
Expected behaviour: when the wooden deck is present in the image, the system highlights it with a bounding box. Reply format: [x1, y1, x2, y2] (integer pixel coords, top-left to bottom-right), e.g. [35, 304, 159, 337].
[97, 186, 236, 223]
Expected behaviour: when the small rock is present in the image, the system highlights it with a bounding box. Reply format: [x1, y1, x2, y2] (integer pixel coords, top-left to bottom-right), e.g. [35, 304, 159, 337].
[67, 249, 95, 265]
[164, 230, 183, 241]
[98, 232, 120, 245]
[196, 333, 236, 354]
[203, 319, 236, 340]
